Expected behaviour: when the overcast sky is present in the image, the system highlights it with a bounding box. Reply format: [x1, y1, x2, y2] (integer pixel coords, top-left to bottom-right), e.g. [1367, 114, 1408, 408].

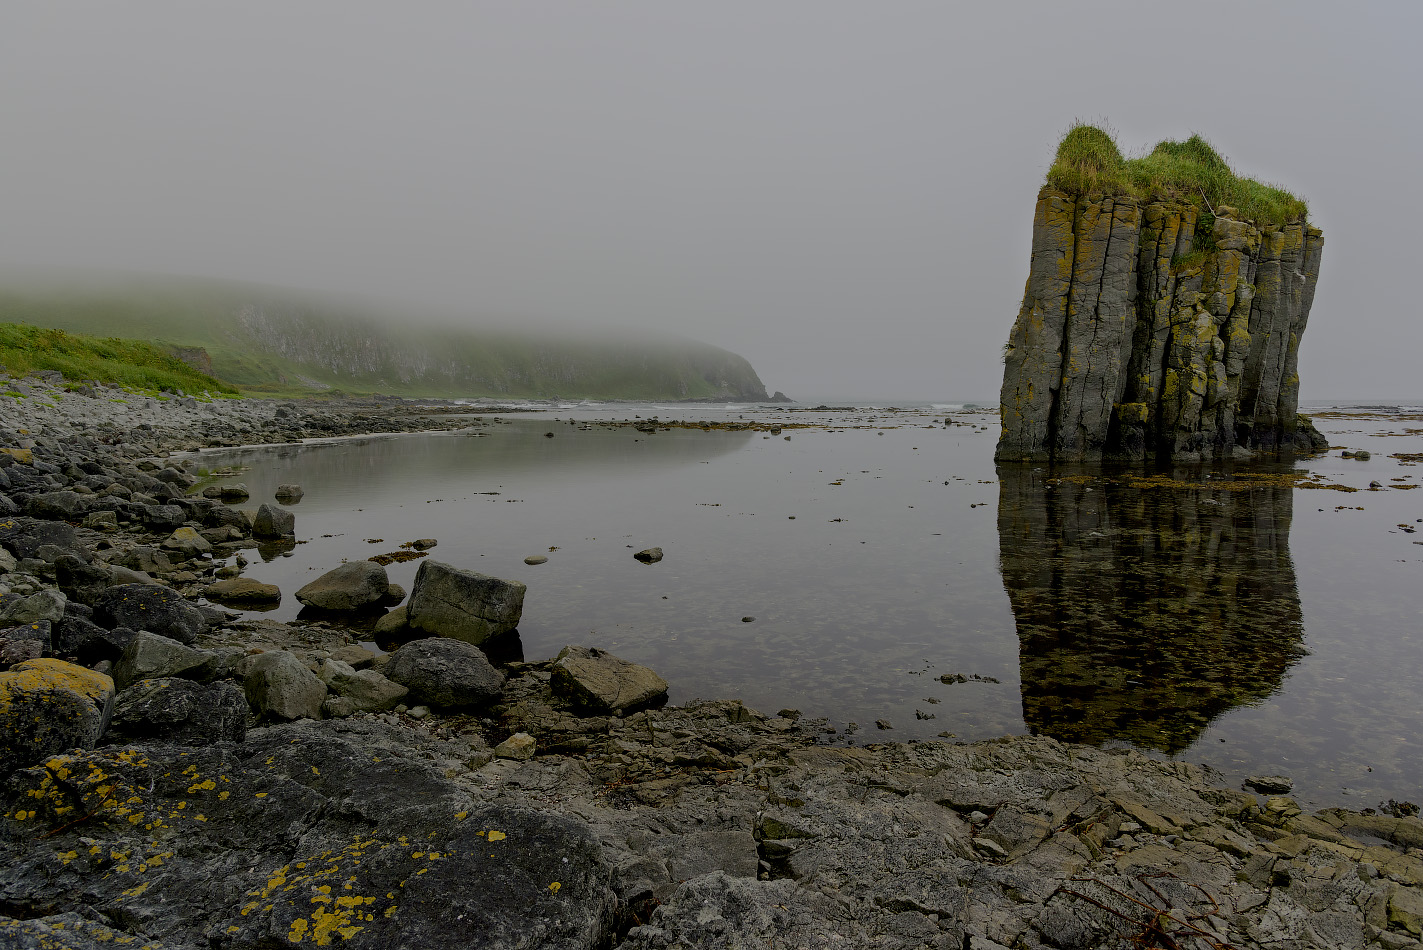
[2, 2, 1419, 402]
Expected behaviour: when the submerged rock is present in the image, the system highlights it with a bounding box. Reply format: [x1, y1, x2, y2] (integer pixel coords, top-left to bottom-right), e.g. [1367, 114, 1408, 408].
[633, 547, 663, 563]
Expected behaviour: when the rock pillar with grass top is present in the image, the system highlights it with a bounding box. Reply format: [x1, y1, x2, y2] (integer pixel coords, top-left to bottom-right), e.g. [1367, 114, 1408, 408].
[996, 124, 1327, 462]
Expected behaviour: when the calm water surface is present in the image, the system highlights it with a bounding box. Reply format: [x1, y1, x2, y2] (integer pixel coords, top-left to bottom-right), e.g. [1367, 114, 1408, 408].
[188, 403, 1423, 809]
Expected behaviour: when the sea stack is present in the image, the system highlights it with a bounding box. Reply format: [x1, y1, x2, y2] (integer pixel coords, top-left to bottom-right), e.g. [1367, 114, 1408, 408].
[996, 125, 1327, 462]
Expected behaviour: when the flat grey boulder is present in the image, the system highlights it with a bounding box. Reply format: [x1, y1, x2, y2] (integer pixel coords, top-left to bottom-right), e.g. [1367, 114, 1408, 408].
[244, 650, 326, 721]
[94, 584, 206, 644]
[385, 637, 504, 709]
[205, 577, 282, 606]
[551, 645, 668, 715]
[105, 677, 247, 745]
[251, 503, 295, 539]
[0, 659, 114, 776]
[318, 658, 408, 712]
[295, 560, 389, 611]
[273, 483, 304, 502]
[112, 630, 217, 691]
[406, 559, 525, 646]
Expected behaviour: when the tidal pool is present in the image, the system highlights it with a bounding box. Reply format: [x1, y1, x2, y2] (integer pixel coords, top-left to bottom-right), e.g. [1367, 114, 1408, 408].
[188, 403, 1423, 809]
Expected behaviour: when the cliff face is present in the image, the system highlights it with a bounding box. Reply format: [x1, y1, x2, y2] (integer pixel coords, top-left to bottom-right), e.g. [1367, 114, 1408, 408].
[996, 188, 1324, 462]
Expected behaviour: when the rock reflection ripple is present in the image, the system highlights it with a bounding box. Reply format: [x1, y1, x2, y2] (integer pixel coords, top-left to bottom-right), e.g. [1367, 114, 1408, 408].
[996, 464, 1306, 753]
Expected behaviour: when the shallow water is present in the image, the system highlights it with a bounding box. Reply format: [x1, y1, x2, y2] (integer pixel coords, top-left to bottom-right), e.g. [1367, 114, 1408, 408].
[188, 403, 1423, 809]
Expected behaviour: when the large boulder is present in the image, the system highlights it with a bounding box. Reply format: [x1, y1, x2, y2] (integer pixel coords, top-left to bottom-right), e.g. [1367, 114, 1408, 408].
[105, 678, 248, 745]
[112, 631, 218, 691]
[0, 659, 114, 775]
[93, 585, 206, 644]
[295, 560, 390, 611]
[243, 650, 326, 721]
[406, 560, 525, 646]
[251, 503, 295, 539]
[384, 637, 504, 709]
[551, 646, 668, 715]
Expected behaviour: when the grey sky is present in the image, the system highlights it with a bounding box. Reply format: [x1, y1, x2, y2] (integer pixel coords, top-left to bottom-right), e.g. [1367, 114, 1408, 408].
[3, 2, 1418, 402]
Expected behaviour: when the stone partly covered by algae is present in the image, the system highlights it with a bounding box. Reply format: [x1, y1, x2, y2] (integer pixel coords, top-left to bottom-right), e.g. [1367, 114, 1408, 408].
[0, 658, 114, 775]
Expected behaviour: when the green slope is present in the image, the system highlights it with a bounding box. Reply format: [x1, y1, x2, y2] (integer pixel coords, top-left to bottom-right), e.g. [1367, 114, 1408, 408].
[0, 276, 771, 401]
[0, 323, 237, 395]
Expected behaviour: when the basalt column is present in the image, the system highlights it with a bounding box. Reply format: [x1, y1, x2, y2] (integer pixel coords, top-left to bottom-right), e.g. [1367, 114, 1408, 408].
[996, 188, 1324, 462]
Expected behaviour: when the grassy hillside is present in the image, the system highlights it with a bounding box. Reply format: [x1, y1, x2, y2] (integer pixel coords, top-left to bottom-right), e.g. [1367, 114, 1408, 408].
[1045, 123, 1307, 227]
[0, 323, 237, 395]
[0, 276, 771, 401]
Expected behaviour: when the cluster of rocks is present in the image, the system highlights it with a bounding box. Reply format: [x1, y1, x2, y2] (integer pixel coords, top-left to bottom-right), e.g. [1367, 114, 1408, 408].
[3, 372, 1422, 949]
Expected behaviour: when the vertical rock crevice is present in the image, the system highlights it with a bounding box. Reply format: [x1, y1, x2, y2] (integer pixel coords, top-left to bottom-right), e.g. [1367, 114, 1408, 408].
[996, 186, 1324, 463]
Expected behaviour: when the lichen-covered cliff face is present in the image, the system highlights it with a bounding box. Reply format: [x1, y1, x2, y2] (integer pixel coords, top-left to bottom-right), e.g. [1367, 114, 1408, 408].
[996, 188, 1324, 462]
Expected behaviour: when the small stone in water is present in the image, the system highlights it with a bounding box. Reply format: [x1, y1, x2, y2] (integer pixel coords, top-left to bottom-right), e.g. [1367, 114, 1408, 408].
[742, 616, 755, 623]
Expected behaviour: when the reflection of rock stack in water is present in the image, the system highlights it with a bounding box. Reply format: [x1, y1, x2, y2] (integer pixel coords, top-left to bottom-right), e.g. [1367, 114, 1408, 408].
[997, 466, 1304, 753]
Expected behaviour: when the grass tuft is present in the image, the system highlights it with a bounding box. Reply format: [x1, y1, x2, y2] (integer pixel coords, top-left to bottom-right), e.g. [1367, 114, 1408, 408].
[1045, 122, 1308, 228]
[0, 323, 238, 395]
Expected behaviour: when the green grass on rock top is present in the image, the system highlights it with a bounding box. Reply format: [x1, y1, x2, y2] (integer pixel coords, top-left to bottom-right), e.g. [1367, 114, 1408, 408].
[1045, 123, 1308, 228]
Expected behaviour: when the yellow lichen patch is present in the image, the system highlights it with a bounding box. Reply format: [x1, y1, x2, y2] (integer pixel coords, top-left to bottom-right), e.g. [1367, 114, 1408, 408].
[186, 779, 216, 793]
[548, 882, 562, 894]
[486, 830, 506, 842]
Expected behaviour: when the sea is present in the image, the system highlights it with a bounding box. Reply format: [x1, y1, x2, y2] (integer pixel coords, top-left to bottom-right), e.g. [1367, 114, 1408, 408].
[184, 400, 1423, 810]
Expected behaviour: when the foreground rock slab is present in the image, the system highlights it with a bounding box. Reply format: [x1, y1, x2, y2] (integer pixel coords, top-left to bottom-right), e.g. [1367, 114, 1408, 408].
[0, 723, 617, 950]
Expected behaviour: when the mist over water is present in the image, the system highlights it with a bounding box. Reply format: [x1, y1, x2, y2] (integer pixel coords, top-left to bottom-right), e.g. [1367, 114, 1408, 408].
[191, 403, 1423, 809]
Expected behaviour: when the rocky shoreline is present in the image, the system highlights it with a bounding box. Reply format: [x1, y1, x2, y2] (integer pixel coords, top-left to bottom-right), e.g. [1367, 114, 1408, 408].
[2, 375, 1422, 949]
